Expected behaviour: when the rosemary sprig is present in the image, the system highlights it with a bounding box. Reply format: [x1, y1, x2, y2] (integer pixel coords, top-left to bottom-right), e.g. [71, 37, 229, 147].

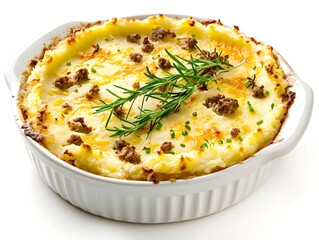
[93, 45, 243, 138]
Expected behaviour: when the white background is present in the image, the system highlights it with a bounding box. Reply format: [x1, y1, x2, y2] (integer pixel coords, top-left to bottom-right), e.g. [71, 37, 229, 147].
[0, 0, 317, 239]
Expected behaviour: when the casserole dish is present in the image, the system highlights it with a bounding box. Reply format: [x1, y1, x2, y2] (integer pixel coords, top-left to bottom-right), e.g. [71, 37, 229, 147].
[4, 14, 313, 223]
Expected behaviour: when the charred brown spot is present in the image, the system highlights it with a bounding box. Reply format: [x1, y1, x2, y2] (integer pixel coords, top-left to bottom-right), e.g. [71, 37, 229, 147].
[86, 84, 100, 99]
[37, 105, 48, 122]
[250, 37, 261, 45]
[201, 19, 217, 26]
[21, 108, 28, 120]
[62, 103, 72, 110]
[160, 141, 174, 154]
[68, 117, 92, 134]
[189, 20, 195, 27]
[180, 155, 187, 170]
[130, 53, 143, 63]
[158, 57, 171, 69]
[132, 82, 140, 89]
[67, 134, 83, 146]
[127, 33, 141, 43]
[29, 59, 38, 68]
[64, 149, 73, 156]
[82, 143, 92, 151]
[265, 64, 274, 75]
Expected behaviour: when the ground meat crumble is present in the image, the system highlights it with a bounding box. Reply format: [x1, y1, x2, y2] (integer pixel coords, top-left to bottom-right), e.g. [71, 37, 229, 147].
[204, 94, 239, 116]
[68, 117, 92, 134]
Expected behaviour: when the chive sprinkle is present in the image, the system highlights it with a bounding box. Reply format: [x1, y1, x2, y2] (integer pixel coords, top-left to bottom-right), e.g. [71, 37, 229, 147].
[239, 136, 244, 142]
[256, 119, 263, 125]
[170, 129, 175, 139]
[182, 130, 188, 136]
[216, 86, 221, 91]
[73, 89, 78, 93]
[264, 90, 270, 96]
[218, 140, 223, 145]
[247, 101, 254, 112]
[226, 138, 232, 143]
[156, 122, 163, 130]
[180, 143, 186, 148]
[143, 147, 151, 154]
[192, 112, 197, 117]
[91, 67, 97, 73]
[185, 121, 191, 130]
[152, 54, 160, 60]
[66, 61, 71, 66]
[271, 103, 275, 110]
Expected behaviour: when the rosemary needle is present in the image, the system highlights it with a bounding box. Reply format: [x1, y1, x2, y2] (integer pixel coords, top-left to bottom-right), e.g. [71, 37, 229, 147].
[93, 44, 243, 138]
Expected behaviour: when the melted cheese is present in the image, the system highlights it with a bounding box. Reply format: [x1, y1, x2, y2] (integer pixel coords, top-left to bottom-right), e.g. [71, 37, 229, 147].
[18, 15, 292, 181]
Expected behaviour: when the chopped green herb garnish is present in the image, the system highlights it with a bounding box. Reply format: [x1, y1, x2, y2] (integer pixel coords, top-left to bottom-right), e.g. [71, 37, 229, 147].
[156, 122, 163, 130]
[256, 119, 263, 125]
[245, 74, 256, 89]
[170, 129, 175, 139]
[271, 103, 275, 110]
[143, 147, 151, 154]
[73, 89, 78, 93]
[185, 121, 191, 130]
[180, 143, 186, 148]
[117, 49, 121, 52]
[264, 90, 270, 96]
[239, 136, 244, 142]
[192, 112, 197, 117]
[253, 65, 257, 70]
[66, 61, 71, 66]
[200, 139, 210, 149]
[182, 130, 188, 136]
[86, 63, 89, 67]
[152, 54, 160, 60]
[216, 86, 221, 91]
[218, 140, 223, 144]
[191, 33, 196, 38]
[168, 151, 175, 155]
[247, 101, 254, 112]
[226, 138, 232, 143]
[91, 67, 97, 73]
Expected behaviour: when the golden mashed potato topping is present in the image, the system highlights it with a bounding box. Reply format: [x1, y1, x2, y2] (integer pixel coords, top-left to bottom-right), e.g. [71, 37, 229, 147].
[18, 15, 295, 183]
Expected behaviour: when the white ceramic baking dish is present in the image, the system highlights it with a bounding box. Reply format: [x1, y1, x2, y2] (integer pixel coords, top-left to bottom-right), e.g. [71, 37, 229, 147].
[4, 15, 313, 223]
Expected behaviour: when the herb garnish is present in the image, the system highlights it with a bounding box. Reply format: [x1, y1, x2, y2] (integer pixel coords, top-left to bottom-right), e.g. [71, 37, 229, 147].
[93, 45, 243, 137]
[245, 74, 257, 89]
[247, 101, 254, 112]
